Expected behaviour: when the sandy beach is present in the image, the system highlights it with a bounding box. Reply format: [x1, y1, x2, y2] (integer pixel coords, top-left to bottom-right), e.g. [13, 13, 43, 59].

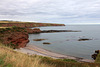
[15, 44, 94, 63]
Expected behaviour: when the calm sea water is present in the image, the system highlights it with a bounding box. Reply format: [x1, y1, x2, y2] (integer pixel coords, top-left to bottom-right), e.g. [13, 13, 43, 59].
[28, 25, 100, 59]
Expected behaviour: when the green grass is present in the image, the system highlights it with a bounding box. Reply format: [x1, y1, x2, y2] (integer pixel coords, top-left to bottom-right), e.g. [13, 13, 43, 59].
[0, 20, 34, 23]
[95, 53, 100, 63]
[57, 59, 77, 62]
[0, 43, 100, 67]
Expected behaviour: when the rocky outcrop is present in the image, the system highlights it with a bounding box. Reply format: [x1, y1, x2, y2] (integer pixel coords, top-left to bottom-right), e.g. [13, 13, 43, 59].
[33, 28, 41, 33]
[26, 29, 81, 34]
[26, 28, 41, 34]
[43, 42, 51, 44]
[78, 38, 92, 41]
[92, 50, 100, 60]
[41, 30, 81, 33]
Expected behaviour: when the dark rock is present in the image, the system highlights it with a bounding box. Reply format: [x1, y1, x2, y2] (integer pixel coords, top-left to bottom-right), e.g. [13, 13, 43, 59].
[91, 50, 100, 60]
[78, 38, 92, 41]
[43, 42, 51, 44]
[41, 30, 81, 33]
[92, 54, 97, 60]
[95, 50, 100, 54]
[26, 29, 80, 34]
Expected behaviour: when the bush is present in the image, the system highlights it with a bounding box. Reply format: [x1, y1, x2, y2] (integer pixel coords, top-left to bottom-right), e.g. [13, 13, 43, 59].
[7, 42, 17, 49]
[6, 28, 11, 30]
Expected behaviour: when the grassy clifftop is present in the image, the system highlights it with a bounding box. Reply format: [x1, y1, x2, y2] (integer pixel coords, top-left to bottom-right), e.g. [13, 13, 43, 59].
[95, 53, 100, 63]
[0, 20, 35, 23]
[0, 21, 65, 28]
[0, 43, 100, 67]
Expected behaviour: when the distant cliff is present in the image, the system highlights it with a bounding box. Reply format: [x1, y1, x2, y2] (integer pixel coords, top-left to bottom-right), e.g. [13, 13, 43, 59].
[0, 21, 65, 28]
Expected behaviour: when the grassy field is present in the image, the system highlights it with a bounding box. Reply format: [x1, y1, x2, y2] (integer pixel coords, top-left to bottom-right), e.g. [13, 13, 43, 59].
[0, 43, 100, 67]
[0, 20, 65, 28]
[0, 20, 56, 24]
[95, 53, 100, 63]
[0, 21, 34, 23]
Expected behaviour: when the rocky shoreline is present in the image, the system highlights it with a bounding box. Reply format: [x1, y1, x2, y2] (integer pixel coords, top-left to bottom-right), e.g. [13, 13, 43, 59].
[26, 28, 81, 34]
[41, 30, 81, 33]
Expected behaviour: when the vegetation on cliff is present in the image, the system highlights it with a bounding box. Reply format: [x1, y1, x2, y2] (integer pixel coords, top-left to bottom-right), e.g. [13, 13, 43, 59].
[95, 53, 100, 63]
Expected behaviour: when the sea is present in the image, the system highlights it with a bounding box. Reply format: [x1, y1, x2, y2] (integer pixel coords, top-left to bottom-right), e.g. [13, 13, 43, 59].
[28, 25, 100, 59]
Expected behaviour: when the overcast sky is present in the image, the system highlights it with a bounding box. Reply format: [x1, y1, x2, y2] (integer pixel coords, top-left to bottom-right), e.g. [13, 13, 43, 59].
[0, 0, 100, 24]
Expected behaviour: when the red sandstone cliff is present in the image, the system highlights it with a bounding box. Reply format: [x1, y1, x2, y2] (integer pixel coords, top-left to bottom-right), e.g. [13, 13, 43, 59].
[3, 32, 29, 48]
[0, 27, 42, 48]
[0, 27, 29, 48]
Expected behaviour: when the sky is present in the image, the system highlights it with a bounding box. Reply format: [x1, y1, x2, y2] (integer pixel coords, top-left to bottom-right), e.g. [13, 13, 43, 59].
[0, 0, 100, 24]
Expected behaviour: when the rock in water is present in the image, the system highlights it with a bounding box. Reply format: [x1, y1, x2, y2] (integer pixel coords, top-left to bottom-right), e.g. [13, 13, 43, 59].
[33, 39, 46, 41]
[43, 42, 51, 44]
[78, 38, 92, 41]
[92, 50, 100, 60]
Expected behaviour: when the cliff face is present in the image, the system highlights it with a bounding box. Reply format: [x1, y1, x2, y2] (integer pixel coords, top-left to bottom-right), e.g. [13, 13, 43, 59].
[0, 27, 43, 48]
[0, 27, 29, 48]
[3, 32, 29, 48]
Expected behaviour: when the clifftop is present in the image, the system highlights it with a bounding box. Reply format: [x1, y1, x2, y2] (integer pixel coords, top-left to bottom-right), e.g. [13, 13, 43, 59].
[0, 21, 65, 28]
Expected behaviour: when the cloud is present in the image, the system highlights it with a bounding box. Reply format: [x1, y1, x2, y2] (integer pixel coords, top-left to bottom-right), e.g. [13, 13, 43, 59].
[0, 0, 100, 24]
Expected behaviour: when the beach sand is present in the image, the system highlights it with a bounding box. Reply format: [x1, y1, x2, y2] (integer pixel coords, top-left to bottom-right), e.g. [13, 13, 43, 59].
[15, 44, 94, 63]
